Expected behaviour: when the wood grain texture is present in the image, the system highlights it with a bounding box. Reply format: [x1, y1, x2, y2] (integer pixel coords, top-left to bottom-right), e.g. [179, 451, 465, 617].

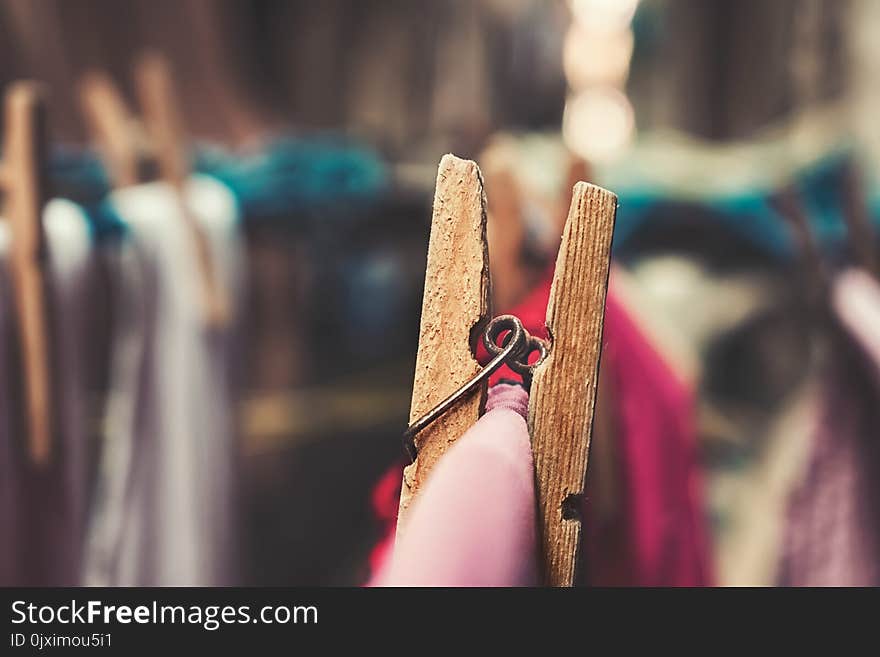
[3, 82, 52, 465]
[397, 154, 489, 528]
[528, 181, 616, 586]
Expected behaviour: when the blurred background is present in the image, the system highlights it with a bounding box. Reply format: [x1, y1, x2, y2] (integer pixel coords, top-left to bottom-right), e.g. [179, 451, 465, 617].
[2, 0, 880, 586]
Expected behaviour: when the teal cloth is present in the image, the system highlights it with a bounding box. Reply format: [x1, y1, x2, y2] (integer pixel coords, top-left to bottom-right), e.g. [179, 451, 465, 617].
[195, 136, 389, 226]
[613, 151, 880, 262]
[45, 136, 390, 241]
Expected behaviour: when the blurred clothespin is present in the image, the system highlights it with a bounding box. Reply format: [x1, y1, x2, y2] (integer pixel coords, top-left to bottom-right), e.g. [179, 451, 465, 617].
[840, 159, 879, 279]
[399, 154, 617, 586]
[0, 82, 53, 465]
[770, 186, 828, 306]
[78, 53, 228, 328]
[78, 71, 157, 188]
[134, 52, 229, 328]
[484, 166, 527, 311]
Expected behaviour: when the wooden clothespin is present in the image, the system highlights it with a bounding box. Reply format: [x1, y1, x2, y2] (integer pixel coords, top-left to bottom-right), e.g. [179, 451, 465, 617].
[0, 82, 53, 465]
[840, 159, 878, 278]
[133, 52, 228, 328]
[398, 155, 490, 521]
[399, 154, 617, 586]
[484, 166, 527, 312]
[78, 72, 156, 188]
[78, 54, 228, 327]
[770, 187, 828, 306]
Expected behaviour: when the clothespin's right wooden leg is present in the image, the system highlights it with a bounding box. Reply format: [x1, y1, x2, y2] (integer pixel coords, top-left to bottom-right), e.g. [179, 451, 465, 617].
[397, 154, 490, 529]
[528, 182, 616, 586]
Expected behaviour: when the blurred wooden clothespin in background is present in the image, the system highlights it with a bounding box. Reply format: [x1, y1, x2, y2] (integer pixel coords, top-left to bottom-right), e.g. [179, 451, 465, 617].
[78, 52, 228, 328]
[840, 158, 879, 279]
[0, 82, 53, 466]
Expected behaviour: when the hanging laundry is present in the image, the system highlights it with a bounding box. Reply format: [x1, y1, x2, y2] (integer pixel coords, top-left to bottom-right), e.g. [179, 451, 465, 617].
[0, 199, 94, 585]
[778, 269, 880, 586]
[48, 146, 111, 207]
[620, 249, 815, 586]
[82, 175, 244, 586]
[585, 280, 712, 586]
[196, 136, 389, 227]
[371, 384, 537, 587]
[609, 149, 880, 269]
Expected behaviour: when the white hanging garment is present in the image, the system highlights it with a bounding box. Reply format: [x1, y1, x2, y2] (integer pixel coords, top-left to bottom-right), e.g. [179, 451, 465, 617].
[83, 175, 244, 586]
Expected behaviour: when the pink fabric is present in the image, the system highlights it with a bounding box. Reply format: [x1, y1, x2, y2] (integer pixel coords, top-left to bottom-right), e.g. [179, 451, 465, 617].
[368, 266, 712, 586]
[371, 384, 537, 587]
[778, 373, 880, 586]
[367, 465, 404, 577]
[480, 266, 711, 586]
[778, 269, 880, 586]
[587, 284, 711, 586]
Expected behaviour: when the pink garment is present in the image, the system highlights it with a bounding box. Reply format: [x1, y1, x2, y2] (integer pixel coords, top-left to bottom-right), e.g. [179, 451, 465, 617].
[778, 269, 880, 586]
[586, 286, 711, 586]
[479, 266, 711, 586]
[372, 384, 537, 587]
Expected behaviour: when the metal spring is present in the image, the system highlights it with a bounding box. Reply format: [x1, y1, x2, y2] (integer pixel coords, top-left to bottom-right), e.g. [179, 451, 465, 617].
[402, 314, 549, 462]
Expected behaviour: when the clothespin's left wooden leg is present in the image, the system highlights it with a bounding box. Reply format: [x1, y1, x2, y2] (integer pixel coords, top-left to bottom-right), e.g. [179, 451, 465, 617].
[528, 182, 616, 586]
[397, 154, 490, 529]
